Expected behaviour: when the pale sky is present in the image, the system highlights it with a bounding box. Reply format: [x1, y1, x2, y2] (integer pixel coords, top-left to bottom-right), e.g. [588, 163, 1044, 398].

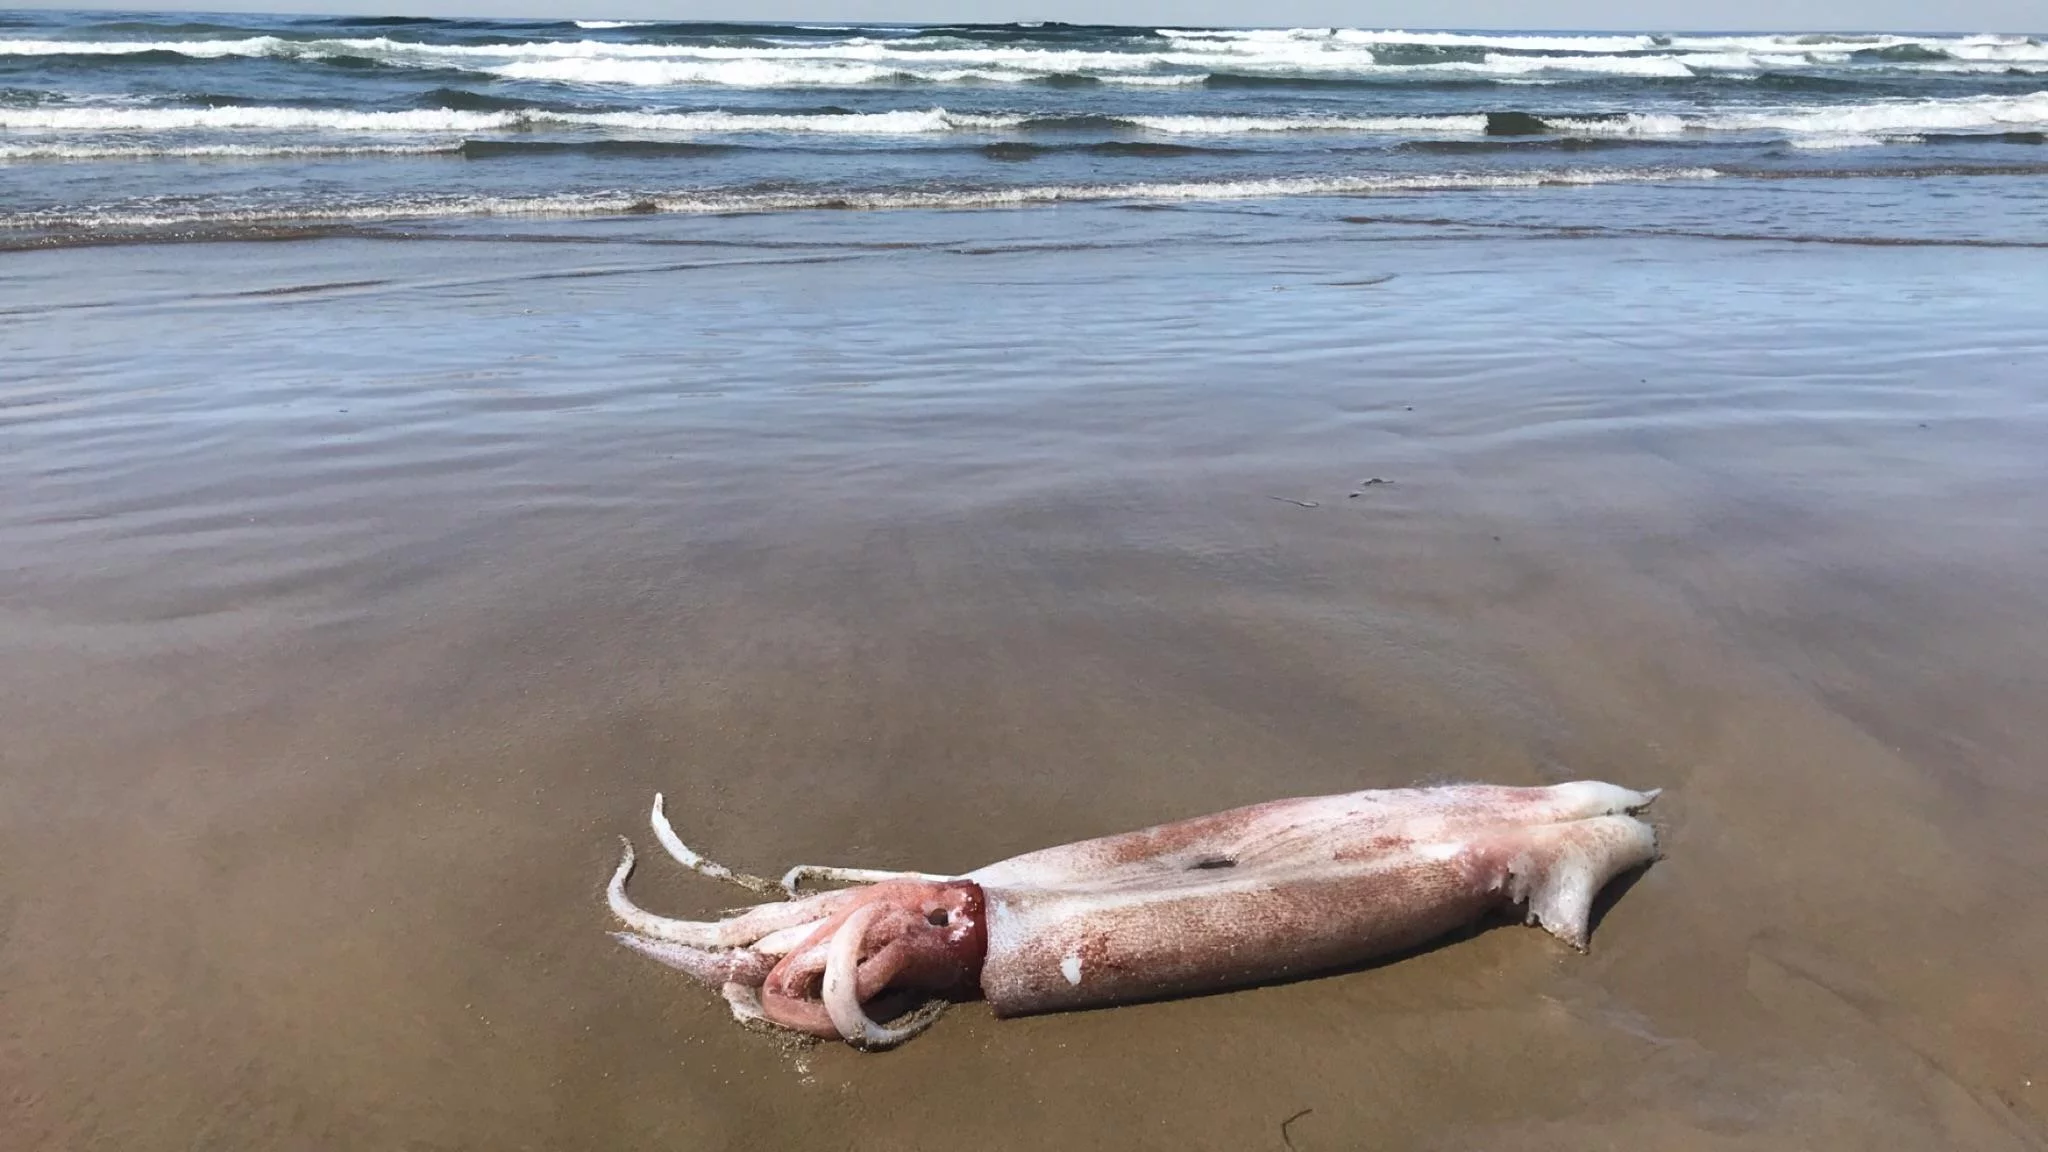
[19, 1, 2047, 34]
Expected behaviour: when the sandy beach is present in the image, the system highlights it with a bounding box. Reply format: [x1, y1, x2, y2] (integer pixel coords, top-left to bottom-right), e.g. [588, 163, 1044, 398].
[3, 213, 2046, 1149]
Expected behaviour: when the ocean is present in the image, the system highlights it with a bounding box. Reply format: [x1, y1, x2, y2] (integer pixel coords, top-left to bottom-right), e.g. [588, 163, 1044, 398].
[2, 11, 2047, 244]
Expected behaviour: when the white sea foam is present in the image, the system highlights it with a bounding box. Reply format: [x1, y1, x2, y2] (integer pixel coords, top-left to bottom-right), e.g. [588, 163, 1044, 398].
[12, 92, 2044, 141]
[1666, 52, 1771, 72]
[0, 105, 1009, 134]
[1551, 114, 1690, 136]
[1787, 133, 1892, 149]
[485, 57, 1134, 87]
[1468, 53, 1695, 77]
[1125, 113, 1490, 134]
[0, 105, 1473, 136]
[573, 20, 657, 29]
[0, 106, 524, 131]
[4, 30, 2037, 87]
[1165, 28, 1661, 53]
[2, 167, 1723, 231]
[1722, 92, 2048, 133]
[1162, 27, 2048, 61]
[1554, 91, 2048, 137]
[0, 140, 457, 159]
[0, 35, 299, 57]
[573, 107, 1022, 133]
[1933, 37, 2048, 62]
[485, 57, 912, 86]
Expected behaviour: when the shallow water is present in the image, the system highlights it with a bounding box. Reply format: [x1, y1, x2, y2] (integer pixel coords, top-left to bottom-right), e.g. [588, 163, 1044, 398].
[3, 202, 2047, 1147]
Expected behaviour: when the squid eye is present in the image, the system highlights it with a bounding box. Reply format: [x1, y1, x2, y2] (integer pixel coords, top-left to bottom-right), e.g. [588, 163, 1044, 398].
[926, 909, 950, 926]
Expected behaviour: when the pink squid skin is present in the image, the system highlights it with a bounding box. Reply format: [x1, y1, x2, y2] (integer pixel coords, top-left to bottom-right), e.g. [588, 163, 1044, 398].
[968, 783, 1659, 1016]
[757, 880, 985, 1039]
[607, 781, 1660, 1047]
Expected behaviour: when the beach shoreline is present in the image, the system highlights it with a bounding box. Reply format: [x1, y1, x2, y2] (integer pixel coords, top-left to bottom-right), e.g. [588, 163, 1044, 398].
[3, 218, 2046, 1149]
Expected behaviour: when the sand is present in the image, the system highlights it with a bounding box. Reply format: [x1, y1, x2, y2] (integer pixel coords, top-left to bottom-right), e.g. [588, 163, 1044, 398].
[2, 219, 2044, 1149]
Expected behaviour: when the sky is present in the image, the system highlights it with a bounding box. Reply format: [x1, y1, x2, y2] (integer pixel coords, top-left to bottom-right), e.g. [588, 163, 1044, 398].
[16, 0, 2044, 32]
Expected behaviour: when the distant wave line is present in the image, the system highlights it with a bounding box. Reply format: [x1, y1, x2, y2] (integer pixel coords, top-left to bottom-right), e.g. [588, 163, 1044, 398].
[7, 93, 2045, 139]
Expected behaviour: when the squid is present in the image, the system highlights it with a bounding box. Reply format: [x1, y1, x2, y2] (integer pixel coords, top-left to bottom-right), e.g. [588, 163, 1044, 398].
[606, 781, 1660, 1049]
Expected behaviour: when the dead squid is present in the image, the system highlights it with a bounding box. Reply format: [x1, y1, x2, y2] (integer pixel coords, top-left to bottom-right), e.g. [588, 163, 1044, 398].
[607, 781, 1661, 1049]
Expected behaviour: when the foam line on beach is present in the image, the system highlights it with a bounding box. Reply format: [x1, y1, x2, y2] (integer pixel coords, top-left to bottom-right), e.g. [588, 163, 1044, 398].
[1, 166, 1723, 231]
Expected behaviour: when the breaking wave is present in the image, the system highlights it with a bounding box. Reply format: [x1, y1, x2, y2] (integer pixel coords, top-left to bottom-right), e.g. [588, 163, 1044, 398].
[4, 29, 2043, 88]
[0, 140, 457, 160]
[8, 93, 2043, 140]
[7, 15, 2042, 248]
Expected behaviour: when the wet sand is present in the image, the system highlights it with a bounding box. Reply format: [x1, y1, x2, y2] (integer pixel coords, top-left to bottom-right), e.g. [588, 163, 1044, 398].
[3, 212, 2046, 1149]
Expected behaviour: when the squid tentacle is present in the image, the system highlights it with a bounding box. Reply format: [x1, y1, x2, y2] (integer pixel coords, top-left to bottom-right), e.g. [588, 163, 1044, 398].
[650, 793, 786, 896]
[780, 864, 958, 897]
[608, 839, 856, 949]
[759, 971, 839, 1038]
[611, 932, 777, 986]
[749, 920, 830, 957]
[607, 839, 720, 946]
[648, 793, 954, 898]
[822, 903, 945, 1050]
